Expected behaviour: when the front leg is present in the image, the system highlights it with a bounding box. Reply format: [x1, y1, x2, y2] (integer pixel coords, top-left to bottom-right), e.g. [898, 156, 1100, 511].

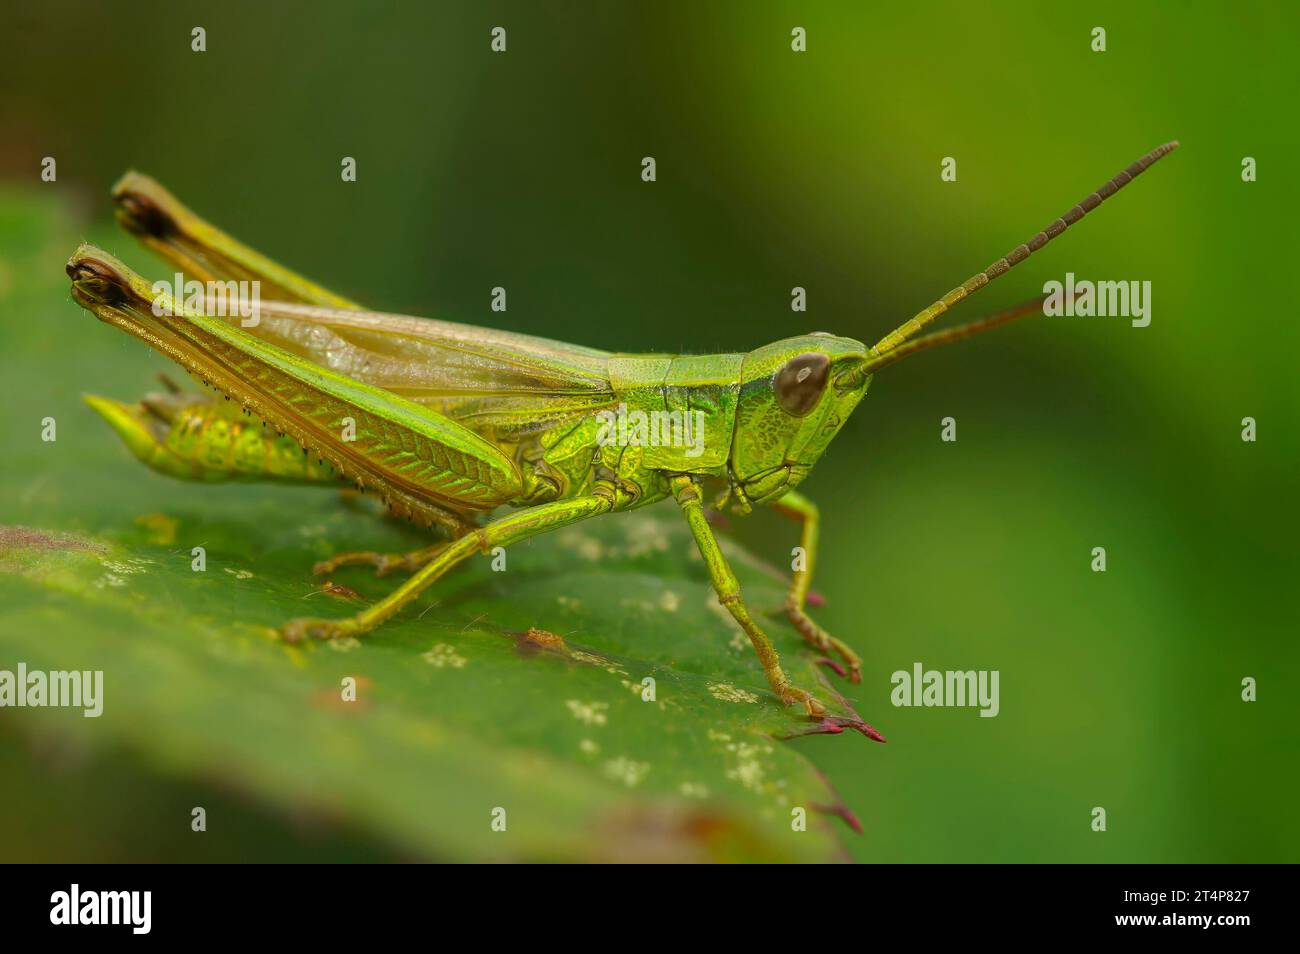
[769, 490, 862, 683]
[671, 475, 826, 719]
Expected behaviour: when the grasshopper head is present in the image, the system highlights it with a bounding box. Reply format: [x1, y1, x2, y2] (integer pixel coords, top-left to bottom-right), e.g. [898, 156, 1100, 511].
[730, 334, 871, 507]
[726, 143, 1184, 508]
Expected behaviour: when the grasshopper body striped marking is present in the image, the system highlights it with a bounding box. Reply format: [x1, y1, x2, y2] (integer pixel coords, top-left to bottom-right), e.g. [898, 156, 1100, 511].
[69, 144, 1178, 726]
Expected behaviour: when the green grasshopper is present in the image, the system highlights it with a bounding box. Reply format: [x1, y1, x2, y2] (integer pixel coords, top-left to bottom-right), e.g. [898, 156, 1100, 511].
[67, 142, 1178, 723]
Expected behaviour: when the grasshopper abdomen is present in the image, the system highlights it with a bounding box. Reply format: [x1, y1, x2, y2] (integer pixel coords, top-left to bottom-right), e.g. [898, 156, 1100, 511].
[84, 391, 339, 484]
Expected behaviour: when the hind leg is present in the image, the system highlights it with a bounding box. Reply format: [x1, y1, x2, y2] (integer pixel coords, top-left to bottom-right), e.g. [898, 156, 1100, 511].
[281, 492, 615, 642]
[312, 541, 449, 578]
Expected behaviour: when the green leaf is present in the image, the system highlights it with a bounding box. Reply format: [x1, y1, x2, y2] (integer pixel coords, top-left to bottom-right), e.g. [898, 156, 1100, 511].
[0, 192, 879, 862]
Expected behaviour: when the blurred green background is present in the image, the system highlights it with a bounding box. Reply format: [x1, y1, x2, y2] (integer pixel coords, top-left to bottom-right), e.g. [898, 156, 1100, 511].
[0, 0, 1295, 862]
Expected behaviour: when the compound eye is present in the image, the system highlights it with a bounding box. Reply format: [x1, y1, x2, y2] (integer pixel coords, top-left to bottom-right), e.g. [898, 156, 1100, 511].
[774, 352, 829, 417]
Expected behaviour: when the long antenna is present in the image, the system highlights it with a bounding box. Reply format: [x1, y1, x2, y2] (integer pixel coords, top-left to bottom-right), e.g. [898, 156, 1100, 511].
[870, 141, 1179, 356]
[858, 296, 1048, 375]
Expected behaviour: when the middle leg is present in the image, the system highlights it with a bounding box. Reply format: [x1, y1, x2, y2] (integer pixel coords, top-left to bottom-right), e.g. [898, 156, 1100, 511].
[672, 475, 827, 718]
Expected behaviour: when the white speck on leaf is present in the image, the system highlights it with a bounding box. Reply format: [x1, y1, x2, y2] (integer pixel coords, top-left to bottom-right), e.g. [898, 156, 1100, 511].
[566, 699, 608, 726]
[560, 533, 604, 561]
[621, 517, 670, 556]
[603, 756, 650, 787]
[708, 682, 759, 704]
[570, 650, 628, 676]
[725, 741, 773, 793]
[94, 557, 152, 588]
[422, 643, 467, 669]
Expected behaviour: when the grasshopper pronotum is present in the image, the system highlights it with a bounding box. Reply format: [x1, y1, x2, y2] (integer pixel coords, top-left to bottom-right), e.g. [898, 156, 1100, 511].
[67, 142, 1178, 723]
